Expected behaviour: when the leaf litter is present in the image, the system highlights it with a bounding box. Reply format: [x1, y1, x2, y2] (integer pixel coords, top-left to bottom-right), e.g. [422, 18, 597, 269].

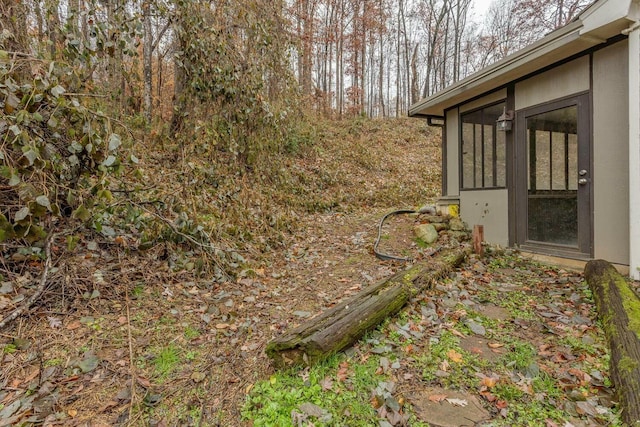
[0, 118, 628, 426]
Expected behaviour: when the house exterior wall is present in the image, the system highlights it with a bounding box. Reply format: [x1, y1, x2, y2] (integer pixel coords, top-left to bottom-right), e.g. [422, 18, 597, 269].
[443, 42, 631, 265]
[515, 56, 590, 110]
[454, 91, 509, 246]
[460, 190, 510, 246]
[460, 89, 507, 113]
[593, 40, 630, 264]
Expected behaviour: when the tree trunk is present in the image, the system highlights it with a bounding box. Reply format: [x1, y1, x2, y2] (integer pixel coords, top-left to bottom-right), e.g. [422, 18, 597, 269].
[266, 247, 470, 368]
[143, 0, 153, 123]
[584, 259, 640, 426]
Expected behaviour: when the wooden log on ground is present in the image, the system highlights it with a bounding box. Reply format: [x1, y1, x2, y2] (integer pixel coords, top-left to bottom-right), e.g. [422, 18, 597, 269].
[266, 247, 470, 368]
[584, 259, 640, 426]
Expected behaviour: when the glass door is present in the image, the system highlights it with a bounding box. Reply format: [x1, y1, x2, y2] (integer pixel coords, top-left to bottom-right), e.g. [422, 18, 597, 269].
[516, 94, 591, 256]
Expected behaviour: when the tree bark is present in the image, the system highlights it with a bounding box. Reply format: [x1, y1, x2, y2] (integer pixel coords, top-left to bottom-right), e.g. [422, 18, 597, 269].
[584, 259, 640, 426]
[143, 0, 153, 123]
[266, 247, 470, 368]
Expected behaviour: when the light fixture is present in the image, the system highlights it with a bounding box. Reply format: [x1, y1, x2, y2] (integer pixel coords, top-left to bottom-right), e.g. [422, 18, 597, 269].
[496, 107, 514, 132]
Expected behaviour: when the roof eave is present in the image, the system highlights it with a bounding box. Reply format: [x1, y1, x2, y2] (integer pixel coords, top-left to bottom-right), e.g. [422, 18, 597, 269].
[409, 21, 592, 117]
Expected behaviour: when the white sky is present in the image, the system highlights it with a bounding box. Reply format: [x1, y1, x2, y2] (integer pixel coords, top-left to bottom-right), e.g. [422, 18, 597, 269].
[470, 0, 496, 23]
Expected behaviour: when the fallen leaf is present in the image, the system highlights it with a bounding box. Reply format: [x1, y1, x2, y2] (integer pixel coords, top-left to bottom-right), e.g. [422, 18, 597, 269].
[371, 394, 384, 409]
[215, 323, 230, 329]
[190, 371, 206, 382]
[337, 361, 350, 382]
[320, 376, 333, 391]
[68, 409, 78, 417]
[66, 320, 81, 330]
[428, 394, 447, 403]
[137, 376, 152, 388]
[78, 352, 100, 373]
[480, 391, 496, 402]
[488, 342, 504, 349]
[496, 400, 508, 409]
[447, 349, 463, 363]
[450, 328, 465, 338]
[47, 316, 62, 328]
[481, 376, 498, 388]
[446, 398, 468, 407]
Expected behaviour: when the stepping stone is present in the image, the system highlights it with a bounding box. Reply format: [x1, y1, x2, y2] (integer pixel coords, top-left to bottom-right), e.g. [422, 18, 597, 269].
[459, 336, 504, 363]
[477, 303, 511, 321]
[408, 387, 490, 427]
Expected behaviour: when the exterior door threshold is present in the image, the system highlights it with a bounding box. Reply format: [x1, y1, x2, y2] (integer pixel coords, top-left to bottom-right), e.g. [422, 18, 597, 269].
[518, 251, 630, 275]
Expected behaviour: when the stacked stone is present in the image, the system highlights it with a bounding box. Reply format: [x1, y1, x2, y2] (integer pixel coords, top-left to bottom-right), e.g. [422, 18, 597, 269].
[413, 214, 471, 246]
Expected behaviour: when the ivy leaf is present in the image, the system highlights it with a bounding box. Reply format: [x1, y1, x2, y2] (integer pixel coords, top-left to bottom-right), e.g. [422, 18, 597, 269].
[50, 85, 66, 98]
[8, 172, 20, 186]
[14, 206, 30, 222]
[102, 155, 116, 167]
[108, 133, 122, 151]
[36, 195, 52, 211]
[47, 116, 58, 128]
[69, 140, 83, 154]
[23, 149, 38, 166]
[72, 205, 90, 221]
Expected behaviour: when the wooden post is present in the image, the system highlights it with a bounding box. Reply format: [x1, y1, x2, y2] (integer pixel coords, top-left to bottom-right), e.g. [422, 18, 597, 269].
[584, 259, 640, 425]
[473, 225, 484, 255]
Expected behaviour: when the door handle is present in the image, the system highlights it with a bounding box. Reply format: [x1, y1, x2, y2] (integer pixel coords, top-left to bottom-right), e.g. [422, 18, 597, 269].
[578, 178, 588, 185]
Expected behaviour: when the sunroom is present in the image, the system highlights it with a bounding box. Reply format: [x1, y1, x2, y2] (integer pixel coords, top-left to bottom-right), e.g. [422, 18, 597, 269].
[409, 0, 640, 278]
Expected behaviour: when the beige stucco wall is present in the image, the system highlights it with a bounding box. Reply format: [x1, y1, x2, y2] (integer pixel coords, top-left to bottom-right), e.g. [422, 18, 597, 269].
[446, 91, 510, 245]
[460, 89, 507, 113]
[445, 108, 459, 196]
[515, 56, 590, 110]
[460, 189, 509, 247]
[592, 41, 629, 265]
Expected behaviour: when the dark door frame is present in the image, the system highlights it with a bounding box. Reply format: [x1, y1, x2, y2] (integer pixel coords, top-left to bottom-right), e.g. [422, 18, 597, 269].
[513, 91, 593, 259]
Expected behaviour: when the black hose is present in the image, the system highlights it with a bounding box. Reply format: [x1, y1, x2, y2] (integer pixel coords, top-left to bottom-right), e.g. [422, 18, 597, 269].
[373, 209, 417, 262]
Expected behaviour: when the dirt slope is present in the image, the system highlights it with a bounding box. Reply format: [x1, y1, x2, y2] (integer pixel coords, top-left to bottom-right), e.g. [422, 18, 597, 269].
[0, 118, 441, 425]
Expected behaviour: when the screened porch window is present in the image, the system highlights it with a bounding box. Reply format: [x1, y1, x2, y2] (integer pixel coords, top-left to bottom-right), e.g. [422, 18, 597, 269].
[461, 102, 506, 189]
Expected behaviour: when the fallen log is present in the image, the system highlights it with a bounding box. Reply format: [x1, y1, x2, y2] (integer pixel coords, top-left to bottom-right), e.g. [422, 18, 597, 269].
[584, 260, 640, 426]
[266, 246, 470, 368]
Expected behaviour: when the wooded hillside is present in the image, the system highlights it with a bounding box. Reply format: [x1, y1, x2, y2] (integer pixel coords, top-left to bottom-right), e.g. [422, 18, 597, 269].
[0, 0, 591, 269]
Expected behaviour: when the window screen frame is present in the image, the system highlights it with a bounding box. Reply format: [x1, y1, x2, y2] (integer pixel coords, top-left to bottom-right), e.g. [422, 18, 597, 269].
[459, 101, 508, 190]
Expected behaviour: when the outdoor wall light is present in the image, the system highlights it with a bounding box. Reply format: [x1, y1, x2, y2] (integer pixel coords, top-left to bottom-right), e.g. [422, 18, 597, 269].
[497, 107, 514, 132]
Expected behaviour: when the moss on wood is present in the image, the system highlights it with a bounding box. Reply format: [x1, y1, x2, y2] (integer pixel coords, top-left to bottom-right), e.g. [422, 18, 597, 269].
[585, 259, 640, 425]
[266, 246, 470, 368]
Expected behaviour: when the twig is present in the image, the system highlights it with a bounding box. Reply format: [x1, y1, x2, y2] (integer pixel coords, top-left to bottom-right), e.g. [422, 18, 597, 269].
[137, 205, 233, 280]
[0, 234, 54, 330]
[3, 51, 35, 59]
[110, 185, 157, 194]
[85, 107, 135, 138]
[62, 92, 109, 98]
